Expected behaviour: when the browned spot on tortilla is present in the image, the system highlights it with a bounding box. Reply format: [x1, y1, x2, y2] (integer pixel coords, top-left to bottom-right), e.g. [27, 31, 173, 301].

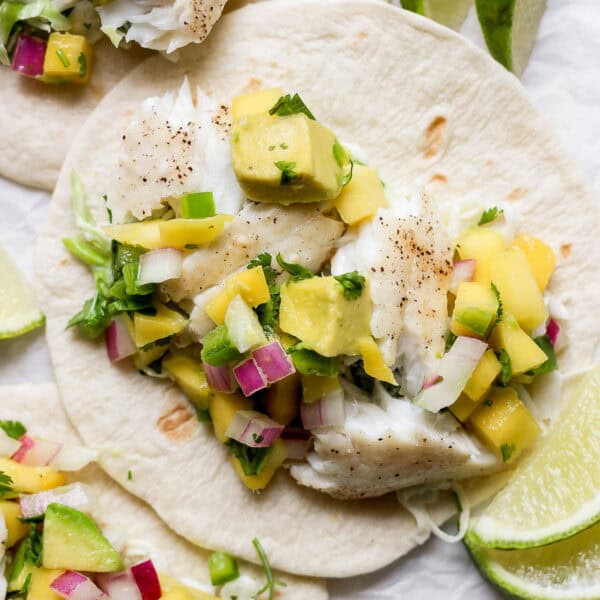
[421, 116, 447, 159]
[358, 31, 368, 39]
[429, 173, 447, 184]
[486, 160, 494, 168]
[507, 187, 526, 202]
[59, 258, 69, 267]
[243, 77, 262, 93]
[157, 403, 195, 442]
[560, 243, 572, 259]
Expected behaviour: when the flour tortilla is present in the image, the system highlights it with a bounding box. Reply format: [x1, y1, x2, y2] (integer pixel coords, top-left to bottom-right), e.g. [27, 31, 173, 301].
[0, 383, 327, 599]
[0, 40, 148, 191]
[36, 0, 600, 579]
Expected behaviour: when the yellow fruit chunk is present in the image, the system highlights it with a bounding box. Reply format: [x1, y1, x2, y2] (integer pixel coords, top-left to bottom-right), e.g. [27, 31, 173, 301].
[163, 352, 212, 410]
[159, 216, 232, 250]
[0, 501, 28, 547]
[27, 568, 64, 600]
[209, 393, 253, 443]
[334, 164, 387, 225]
[160, 575, 220, 599]
[512, 234, 556, 291]
[0, 458, 66, 493]
[231, 439, 287, 490]
[301, 374, 340, 403]
[205, 267, 271, 325]
[133, 304, 186, 348]
[489, 247, 548, 333]
[464, 349, 502, 401]
[490, 315, 547, 375]
[450, 393, 479, 423]
[133, 343, 168, 370]
[43, 33, 92, 84]
[455, 227, 506, 284]
[264, 373, 300, 424]
[358, 337, 396, 384]
[450, 281, 499, 338]
[231, 87, 284, 121]
[468, 386, 540, 463]
[104, 221, 162, 250]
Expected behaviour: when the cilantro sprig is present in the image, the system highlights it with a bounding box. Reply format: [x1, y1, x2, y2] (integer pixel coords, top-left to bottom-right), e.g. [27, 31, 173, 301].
[276, 254, 314, 282]
[334, 271, 365, 300]
[0, 420, 26, 440]
[269, 93, 315, 120]
[491, 282, 503, 322]
[252, 537, 286, 600]
[0, 471, 13, 498]
[478, 206, 504, 226]
[227, 440, 272, 476]
[247, 253, 280, 335]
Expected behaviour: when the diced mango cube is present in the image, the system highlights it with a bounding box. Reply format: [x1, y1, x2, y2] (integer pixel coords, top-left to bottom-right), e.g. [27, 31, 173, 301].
[133, 343, 169, 370]
[43, 33, 92, 84]
[0, 458, 66, 494]
[463, 349, 501, 402]
[133, 303, 187, 348]
[450, 282, 499, 338]
[512, 234, 556, 291]
[0, 501, 28, 547]
[231, 438, 287, 490]
[358, 337, 396, 384]
[488, 247, 548, 333]
[159, 216, 232, 250]
[468, 386, 540, 463]
[455, 227, 505, 285]
[264, 373, 300, 424]
[27, 568, 64, 600]
[231, 87, 285, 121]
[209, 393, 253, 443]
[334, 164, 387, 225]
[163, 352, 212, 410]
[104, 221, 162, 250]
[160, 575, 220, 600]
[490, 315, 547, 375]
[450, 393, 479, 423]
[301, 374, 340, 403]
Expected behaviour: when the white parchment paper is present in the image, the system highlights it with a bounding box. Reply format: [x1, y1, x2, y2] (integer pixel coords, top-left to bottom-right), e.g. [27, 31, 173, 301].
[0, 0, 598, 596]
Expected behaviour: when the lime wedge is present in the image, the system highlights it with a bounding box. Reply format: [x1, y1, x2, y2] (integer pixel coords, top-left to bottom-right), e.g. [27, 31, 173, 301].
[0, 245, 44, 339]
[465, 523, 600, 600]
[470, 365, 600, 549]
[400, 0, 473, 31]
[475, 0, 546, 77]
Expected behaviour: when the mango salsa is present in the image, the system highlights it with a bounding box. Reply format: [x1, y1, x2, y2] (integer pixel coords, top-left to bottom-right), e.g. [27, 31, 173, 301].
[104, 221, 162, 250]
[0, 458, 66, 493]
[159, 216, 232, 250]
[264, 373, 300, 424]
[358, 337, 396, 384]
[160, 575, 220, 600]
[27, 568, 64, 600]
[468, 386, 540, 463]
[334, 164, 387, 225]
[231, 439, 287, 490]
[455, 227, 505, 285]
[163, 352, 212, 410]
[450, 281, 499, 338]
[43, 33, 92, 84]
[450, 393, 480, 423]
[463, 349, 502, 401]
[231, 87, 284, 121]
[0, 501, 29, 547]
[512, 234, 556, 291]
[133, 303, 187, 348]
[209, 393, 253, 443]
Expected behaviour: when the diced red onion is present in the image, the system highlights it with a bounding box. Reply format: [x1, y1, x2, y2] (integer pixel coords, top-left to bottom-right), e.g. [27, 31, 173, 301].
[12, 34, 46, 78]
[225, 410, 284, 448]
[450, 259, 476, 294]
[203, 363, 237, 393]
[421, 374, 443, 390]
[50, 571, 107, 600]
[251, 342, 295, 384]
[233, 358, 268, 397]
[12, 435, 62, 466]
[417, 336, 487, 413]
[137, 248, 182, 285]
[130, 560, 162, 600]
[105, 316, 137, 363]
[96, 571, 141, 600]
[19, 483, 92, 519]
[0, 431, 20, 457]
[51, 444, 98, 471]
[546, 318, 560, 347]
[300, 389, 346, 430]
[281, 428, 312, 460]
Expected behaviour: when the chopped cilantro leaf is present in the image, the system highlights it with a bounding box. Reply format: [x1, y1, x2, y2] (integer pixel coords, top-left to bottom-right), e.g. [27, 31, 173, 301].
[127, 470, 133, 481]
[227, 440, 272, 476]
[500, 442, 515, 462]
[78, 52, 87, 78]
[103, 194, 112, 223]
[56, 48, 70, 67]
[478, 206, 504, 226]
[491, 282, 503, 321]
[445, 331, 457, 353]
[269, 93, 315, 120]
[527, 335, 558, 376]
[334, 271, 365, 300]
[247, 253, 280, 335]
[0, 420, 26, 440]
[276, 254, 314, 281]
[24, 524, 43, 566]
[497, 349, 512, 386]
[274, 160, 302, 185]
[0, 471, 13, 497]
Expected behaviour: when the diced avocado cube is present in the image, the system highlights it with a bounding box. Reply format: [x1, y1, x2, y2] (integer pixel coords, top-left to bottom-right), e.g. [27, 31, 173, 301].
[208, 393, 253, 443]
[357, 337, 396, 384]
[104, 221, 162, 250]
[26, 568, 64, 600]
[231, 87, 285, 121]
[208, 551, 239, 586]
[490, 315, 548, 375]
[265, 373, 300, 424]
[455, 227, 505, 285]
[159, 216, 232, 250]
[224, 294, 267, 353]
[279, 276, 372, 357]
[488, 247, 548, 333]
[231, 113, 345, 204]
[162, 351, 212, 410]
[180, 192, 216, 219]
[0, 458, 66, 494]
[133, 303, 187, 348]
[201, 324, 243, 367]
[0, 501, 29, 547]
[42, 504, 123, 572]
[334, 164, 387, 225]
[43, 33, 92, 84]
[468, 386, 540, 463]
[301, 374, 340, 403]
[450, 282, 499, 338]
[290, 348, 339, 377]
[511, 234, 556, 291]
[463, 349, 502, 402]
[230, 438, 287, 490]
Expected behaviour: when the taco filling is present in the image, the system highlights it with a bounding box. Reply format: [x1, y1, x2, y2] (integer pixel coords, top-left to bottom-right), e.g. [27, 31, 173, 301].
[64, 83, 563, 499]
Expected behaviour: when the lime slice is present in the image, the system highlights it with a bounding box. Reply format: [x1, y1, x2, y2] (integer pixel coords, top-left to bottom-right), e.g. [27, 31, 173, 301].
[400, 0, 473, 31]
[475, 0, 546, 77]
[470, 365, 600, 549]
[0, 245, 44, 339]
[465, 523, 600, 600]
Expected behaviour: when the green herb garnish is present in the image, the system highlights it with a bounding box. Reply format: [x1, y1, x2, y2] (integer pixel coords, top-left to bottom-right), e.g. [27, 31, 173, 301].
[247, 253, 280, 335]
[478, 206, 504, 226]
[274, 161, 302, 185]
[269, 93, 315, 120]
[500, 442, 515, 462]
[127, 470, 133, 481]
[56, 48, 70, 68]
[227, 440, 272, 476]
[252, 537, 286, 600]
[0, 420, 26, 440]
[491, 282, 503, 321]
[0, 471, 13, 497]
[78, 52, 87, 78]
[497, 349, 512, 386]
[445, 330, 457, 353]
[334, 271, 365, 300]
[276, 253, 314, 282]
[527, 335, 558, 376]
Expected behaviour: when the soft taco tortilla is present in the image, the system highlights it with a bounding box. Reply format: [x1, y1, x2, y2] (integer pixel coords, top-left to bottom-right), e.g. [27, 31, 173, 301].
[36, 0, 600, 579]
[0, 383, 327, 599]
